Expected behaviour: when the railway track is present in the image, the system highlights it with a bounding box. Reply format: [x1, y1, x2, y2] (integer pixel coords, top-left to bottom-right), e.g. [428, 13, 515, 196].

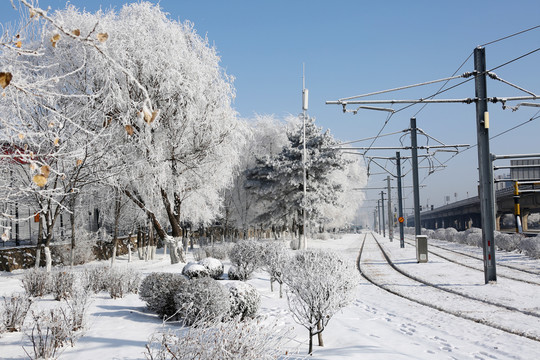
[358, 232, 540, 342]
[402, 236, 540, 286]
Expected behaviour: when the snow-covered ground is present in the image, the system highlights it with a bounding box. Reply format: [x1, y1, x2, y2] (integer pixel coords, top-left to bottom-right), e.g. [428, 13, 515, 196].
[1, 232, 539, 359]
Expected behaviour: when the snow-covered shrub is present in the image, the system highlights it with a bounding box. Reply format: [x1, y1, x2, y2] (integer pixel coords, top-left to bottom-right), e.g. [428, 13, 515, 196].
[22, 268, 50, 297]
[174, 277, 231, 325]
[228, 240, 263, 281]
[80, 264, 109, 293]
[443, 227, 458, 242]
[106, 267, 141, 299]
[1, 292, 32, 332]
[464, 228, 483, 247]
[181, 262, 209, 279]
[193, 247, 207, 261]
[199, 257, 224, 279]
[312, 233, 334, 241]
[495, 232, 520, 252]
[521, 236, 540, 259]
[261, 240, 291, 297]
[139, 272, 188, 319]
[50, 269, 76, 301]
[25, 308, 71, 359]
[63, 285, 92, 332]
[226, 281, 260, 320]
[283, 249, 359, 355]
[423, 229, 435, 238]
[227, 265, 241, 280]
[145, 317, 293, 360]
[204, 243, 233, 260]
[433, 228, 446, 240]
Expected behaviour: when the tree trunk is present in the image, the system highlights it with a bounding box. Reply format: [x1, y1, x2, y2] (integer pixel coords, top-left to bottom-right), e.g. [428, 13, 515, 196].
[127, 232, 132, 263]
[308, 328, 314, 355]
[44, 211, 55, 272]
[279, 281, 283, 298]
[149, 222, 156, 260]
[137, 227, 143, 260]
[124, 189, 168, 245]
[70, 201, 76, 267]
[35, 215, 43, 269]
[111, 192, 121, 266]
[317, 320, 324, 347]
[161, 188, 182, 237]
[44, 246, 52, 272]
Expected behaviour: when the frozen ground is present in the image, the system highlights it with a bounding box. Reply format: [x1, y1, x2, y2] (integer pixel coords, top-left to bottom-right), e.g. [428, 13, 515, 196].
[1, 232, 539, 359]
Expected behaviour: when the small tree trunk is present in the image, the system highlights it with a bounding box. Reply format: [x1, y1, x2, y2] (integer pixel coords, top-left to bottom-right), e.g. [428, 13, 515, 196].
[70, 203, 75, 267]
[144, 231, 149, 261]
[163, 242, 167, 259]
[44, 246, 52, 272]
[317, 320, 324, 347]
[127, 233, 132, 263]
[168, 237, 182, 264]
[279, 281, 283, 298]
[111, 192, 121, 267]
[270, 277, 274, 292]
[149, 223, 156, 260]
[308, 328, 314, 355]
[35, 215, 43, 268]
[137, 227, 143, 260]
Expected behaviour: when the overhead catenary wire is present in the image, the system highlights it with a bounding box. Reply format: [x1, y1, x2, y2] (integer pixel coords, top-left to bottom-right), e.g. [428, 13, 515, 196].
[338, 73, 473, 101]
[480, 24, 540, 47]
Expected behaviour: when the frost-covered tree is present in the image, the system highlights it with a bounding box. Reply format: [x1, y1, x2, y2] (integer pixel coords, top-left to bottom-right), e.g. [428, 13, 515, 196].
[283, 249, 359, 355]
[261, 240, 291, 297]
[0, 3, 119, 270]
[246, 116, 351, 248]
[45, 3, 245, 264]
[317, 154, 367, 229]
[222, 115, 288, 234]
[228, 239, 264, 281]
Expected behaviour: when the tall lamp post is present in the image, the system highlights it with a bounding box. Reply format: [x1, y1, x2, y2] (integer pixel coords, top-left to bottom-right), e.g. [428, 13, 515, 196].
[301, 65, 308, 250]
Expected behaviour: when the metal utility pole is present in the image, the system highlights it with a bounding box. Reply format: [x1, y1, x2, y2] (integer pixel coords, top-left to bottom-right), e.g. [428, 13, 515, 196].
[380, 191, 386, 237]
[411, 117, 421, 237]
[386, 176, 393, 242]
[301, 64, 308, 250]
[377, 200, 381, 234]
[373, 209, 377, 233]
[474, 47, 497, 283]
[396, 151, 405, 248]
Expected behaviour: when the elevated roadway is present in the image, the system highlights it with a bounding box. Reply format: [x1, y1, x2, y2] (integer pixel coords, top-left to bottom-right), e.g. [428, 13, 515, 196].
[407, 185, 540, 232]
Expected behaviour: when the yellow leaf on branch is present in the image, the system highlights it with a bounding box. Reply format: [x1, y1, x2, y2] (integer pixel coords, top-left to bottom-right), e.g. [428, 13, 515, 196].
[0, 72, 13, 89]
[51, 33, 60, 47]
[33, 174, 47, 187]
[72, 29, 81, 36]
[76, 159, 83, 166]
[97, 33, 108, 43]
[15, 41, 22, 48]
[125, 124, 134, 135]
[40, 165, 50, 178]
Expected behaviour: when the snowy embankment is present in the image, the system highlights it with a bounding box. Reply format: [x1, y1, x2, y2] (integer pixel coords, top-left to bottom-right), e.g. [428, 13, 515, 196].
[1, 233, 540, 359]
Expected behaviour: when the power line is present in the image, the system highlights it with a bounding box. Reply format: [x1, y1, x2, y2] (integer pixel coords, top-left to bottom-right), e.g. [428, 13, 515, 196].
[480, 24, 540, 47]
[488, 46, 540, 73]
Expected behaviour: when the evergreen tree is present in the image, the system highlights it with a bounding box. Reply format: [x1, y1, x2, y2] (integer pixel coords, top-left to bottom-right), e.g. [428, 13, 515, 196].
[246, 117, 350, 241]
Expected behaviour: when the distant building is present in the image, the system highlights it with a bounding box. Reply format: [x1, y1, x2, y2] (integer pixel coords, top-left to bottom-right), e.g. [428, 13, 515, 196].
[494, 173, 511, 191]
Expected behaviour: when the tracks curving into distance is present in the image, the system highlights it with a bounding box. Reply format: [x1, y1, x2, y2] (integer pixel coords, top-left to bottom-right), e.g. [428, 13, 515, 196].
[402, 236, 540, 283]
[357, 232, 540, 342]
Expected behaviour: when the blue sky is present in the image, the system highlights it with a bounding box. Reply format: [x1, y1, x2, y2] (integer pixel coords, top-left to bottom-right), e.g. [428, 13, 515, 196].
[2, 0, 540, 223]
